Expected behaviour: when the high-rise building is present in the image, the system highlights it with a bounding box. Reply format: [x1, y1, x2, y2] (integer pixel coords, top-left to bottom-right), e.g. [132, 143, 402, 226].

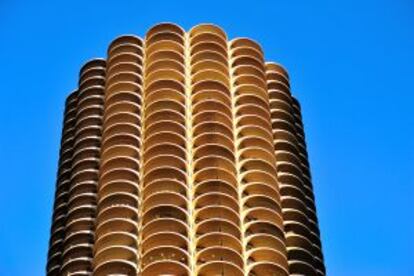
[46, 23, 325, 276]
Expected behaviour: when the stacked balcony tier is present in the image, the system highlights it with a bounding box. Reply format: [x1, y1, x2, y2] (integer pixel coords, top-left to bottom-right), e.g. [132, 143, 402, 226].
[189, 24, 245, 276]
[61, 59, 106, 275]
[291, 97, 325, 276]
[266, 62, 319, 275]
[92, 37, 143, 275]
[47, 91, 78, 276]
[139, 23, 191, 275]
[230, 39, 289, 276]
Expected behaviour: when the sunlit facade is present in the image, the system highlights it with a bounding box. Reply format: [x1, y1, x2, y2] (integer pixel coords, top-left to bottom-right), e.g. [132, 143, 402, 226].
[46, 23, 325, 276]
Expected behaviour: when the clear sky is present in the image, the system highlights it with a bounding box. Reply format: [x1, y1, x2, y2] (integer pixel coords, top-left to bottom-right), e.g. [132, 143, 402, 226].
[0, 1, 413, 275]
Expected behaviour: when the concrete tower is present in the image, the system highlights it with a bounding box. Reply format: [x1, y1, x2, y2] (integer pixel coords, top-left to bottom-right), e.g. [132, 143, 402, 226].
[47, 23, 325, 276]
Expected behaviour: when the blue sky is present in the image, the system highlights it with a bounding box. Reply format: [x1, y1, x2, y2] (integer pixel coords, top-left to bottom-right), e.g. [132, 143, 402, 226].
[0, 1, 413, 275]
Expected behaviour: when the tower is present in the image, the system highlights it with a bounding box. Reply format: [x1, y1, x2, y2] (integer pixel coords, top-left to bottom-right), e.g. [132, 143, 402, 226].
[47, 23, 325, 276]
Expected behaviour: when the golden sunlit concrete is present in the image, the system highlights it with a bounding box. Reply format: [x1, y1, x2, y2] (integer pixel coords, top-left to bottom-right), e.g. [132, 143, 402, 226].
[47, 23, 325, 276]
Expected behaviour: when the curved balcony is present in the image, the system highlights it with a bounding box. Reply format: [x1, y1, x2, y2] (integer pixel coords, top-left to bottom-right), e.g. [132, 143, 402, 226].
[147, 31, 184, 49]
[100, 143, 139, 162]
[142, 210, 177, 230]
[104, 99, 141, 118]
[143, 154, 186, 174]
[141, 260, 190, 276]
[236, 90, 270, 110]
[98, 193, 139, 215]
[143, 178, 187, 199]
[194, 179, 238, 199]
[193, 101, 233, 122]
[147, 41, 184, 61]
[143, 131, 186, 149]
[239, 147, 277, 167]
[191, 58, 228, 76]
[193, 155, 236, 175]
[94, 231, 136, 253]
[106, 61, 142, 80]
[145, 119, 185, 137]
[284, 220, 313, 243]
[196, 246, 244, 268]
[191, 39, 227, 57]
[66, 204, 96, 225]
[288, 260, 316, 276]
[145, 111, 185, 132]
[146, 23, 184, 40]
[268, 87, 292, 104]
[142, 166, 186, 186]
[101, 138, 130, 157]
[192, 89, 231, 108]
[267, 79, 291, 97]
[195, 218, 241, 239]
[106, 78, 143, 97]
[146, 68, 185, 88]
[245, 220, 285, 242]
[194, 192, 239, 214]
[107, 51, 143, 72]
[233, 62, 266, 82]
[145, 87, 185, 105]
[94, 259, 137, 276]
[193, 121, 233, 141]
[243, 194, 282, 214]
[104, 90, 142, 109]
[195, 205, 239, 226]
[141, 231, 189, 253]
[245, 233, 286, 254]
[78, 59, 103, 78]
[192, 67, 229, 86]
[108, 34, 142, 51]
[247, 261, 289, 276]
[196, 232, 242, 253]
[232, 37, 264, 54]
[247, 247, 289, 271]
[142, 191, 188, 213]
[143, 142, 186, 162]
[193, 166, 237, 187]
[193, 132, 233, 150]
[94, 245, 137, 272]
[61, 256, 93, 275]
[243, 181, 279, 198]
[146, 50, 184, 70]
[191, 34, 226, 53]
[77, 94, 104, 114]
[237, 124, 274, 144]
[266, 61, 289, 81]
[193, 142, 235, 162]
[141, 218, 189, 241]
[109, 33, 140, 51]
[141, 246, 189, 269]
[197, 261, 244, 276]
[106, 69, 142, 88]
[190, 23, 227, 42]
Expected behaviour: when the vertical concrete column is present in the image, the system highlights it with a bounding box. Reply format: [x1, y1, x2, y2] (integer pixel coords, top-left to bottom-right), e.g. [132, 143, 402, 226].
[230, 39, 289, 276]
[47, 91, 78, 276]
[291, 97, 325, 276]
[61, 59, 106, 274]
[139, 23, 191, 275]
[189, 24, 244, 276]
[266, 63, 316, 275]
[92, 36, 143, 275]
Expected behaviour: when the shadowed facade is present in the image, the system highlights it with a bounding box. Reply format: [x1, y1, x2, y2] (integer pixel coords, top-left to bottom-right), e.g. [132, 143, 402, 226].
[47, 23, 325, 276]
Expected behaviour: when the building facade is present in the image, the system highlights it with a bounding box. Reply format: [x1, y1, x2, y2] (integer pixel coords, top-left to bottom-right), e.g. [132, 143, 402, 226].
[46, 23, 325, 276]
